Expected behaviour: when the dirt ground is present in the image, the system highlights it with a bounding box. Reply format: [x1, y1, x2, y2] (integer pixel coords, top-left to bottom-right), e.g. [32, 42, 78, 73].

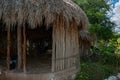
[26, 53, 52, 73]
[0, 53, 52, 80]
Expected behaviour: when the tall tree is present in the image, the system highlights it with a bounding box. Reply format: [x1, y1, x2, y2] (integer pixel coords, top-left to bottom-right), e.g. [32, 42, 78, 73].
[74, 0, 115, 41]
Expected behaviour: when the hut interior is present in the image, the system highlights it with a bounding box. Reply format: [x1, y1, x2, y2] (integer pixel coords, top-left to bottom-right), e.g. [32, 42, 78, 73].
[0, 22, 53, 73]
[0, 24, 17, 70]
[0, 22, 7, 69]
[26, 25, 52, 73]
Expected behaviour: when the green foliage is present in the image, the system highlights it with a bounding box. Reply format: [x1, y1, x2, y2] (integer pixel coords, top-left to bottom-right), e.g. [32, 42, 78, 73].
[91, 46, 100, 55]
[76, 36, 120, 80]
[91, 42, 119, 65]
[75, 63, 90, 80]
[99, 43, 115, 54]
[102, 65, 114, 77]
[89, 24, 114, 40]
[99, 52, 117, 65]
[117, 38, 120, 51]
[74, 1, 120, 79]
[74, 0, 115, 41]
[75, 72, 90, 80]
[74, 0, 110, 23]
[75, 63, 113, 80]
[117, 38, 120, 43]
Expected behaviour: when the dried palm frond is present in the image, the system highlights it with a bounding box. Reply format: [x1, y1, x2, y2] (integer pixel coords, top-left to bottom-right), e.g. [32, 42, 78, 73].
[0, 0, 89, 30]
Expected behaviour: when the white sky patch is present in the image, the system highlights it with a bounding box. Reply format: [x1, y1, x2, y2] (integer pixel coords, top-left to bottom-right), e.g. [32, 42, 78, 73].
[111, 1, 120, 32]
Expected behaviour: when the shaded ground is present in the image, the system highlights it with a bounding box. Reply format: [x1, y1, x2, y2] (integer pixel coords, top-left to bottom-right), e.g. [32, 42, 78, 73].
[26, 53, 51, 73]
[0, 52, 52, 80]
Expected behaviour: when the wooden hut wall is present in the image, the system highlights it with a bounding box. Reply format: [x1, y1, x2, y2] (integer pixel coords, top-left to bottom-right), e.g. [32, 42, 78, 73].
[79, 39, 91, 58]
[52, 16, 80, 72]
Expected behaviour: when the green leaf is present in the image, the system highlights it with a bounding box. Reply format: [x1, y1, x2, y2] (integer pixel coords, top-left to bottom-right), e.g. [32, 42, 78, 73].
[117, 38, 120, 43]
[117, 46, 120, 50]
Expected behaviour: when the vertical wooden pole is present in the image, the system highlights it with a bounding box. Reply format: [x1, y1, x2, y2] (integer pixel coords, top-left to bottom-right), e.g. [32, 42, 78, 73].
[52, 24, 55, 72]
[23, 26, 27, 73]
[7, 27, 10, 70]
[62, 20, 65, 70]
[17, 26, 22, 69]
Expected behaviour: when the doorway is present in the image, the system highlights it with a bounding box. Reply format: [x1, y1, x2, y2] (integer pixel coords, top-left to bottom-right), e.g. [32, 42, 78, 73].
[26, 26, 52, 73]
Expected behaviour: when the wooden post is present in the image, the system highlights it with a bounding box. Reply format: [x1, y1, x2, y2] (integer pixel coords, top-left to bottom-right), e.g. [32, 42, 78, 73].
[17, 26, 22, 69]
[52, 26, 55, 72]
[7, 27, 10, 70]
[23, 26, 27, 73]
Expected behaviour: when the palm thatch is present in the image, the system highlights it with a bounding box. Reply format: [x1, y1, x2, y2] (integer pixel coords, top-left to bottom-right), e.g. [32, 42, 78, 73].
[0, 0, 89, 30]
[79, 30, 97, 60]
[79, 30, 97, 41]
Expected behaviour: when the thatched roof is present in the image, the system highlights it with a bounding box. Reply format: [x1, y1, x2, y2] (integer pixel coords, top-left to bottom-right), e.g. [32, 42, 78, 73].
[79, 30, 97, 42]
[0, 0, 89, 29]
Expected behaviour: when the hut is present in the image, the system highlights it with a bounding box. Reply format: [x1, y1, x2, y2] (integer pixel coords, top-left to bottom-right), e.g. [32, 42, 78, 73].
[79, 30, 96, 60]
[0, 0, 89, 80]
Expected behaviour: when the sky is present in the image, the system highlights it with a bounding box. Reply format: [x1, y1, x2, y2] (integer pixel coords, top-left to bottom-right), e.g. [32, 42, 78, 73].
[110, 0, 120, 32]
[111, 0, 119, 8]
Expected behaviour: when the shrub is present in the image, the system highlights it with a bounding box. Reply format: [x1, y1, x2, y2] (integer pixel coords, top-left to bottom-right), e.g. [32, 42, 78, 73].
[75, 63, 113, 80]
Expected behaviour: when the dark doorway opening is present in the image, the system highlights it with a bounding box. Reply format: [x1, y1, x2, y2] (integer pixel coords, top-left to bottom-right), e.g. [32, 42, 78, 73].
[26, 26, 52, 73]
